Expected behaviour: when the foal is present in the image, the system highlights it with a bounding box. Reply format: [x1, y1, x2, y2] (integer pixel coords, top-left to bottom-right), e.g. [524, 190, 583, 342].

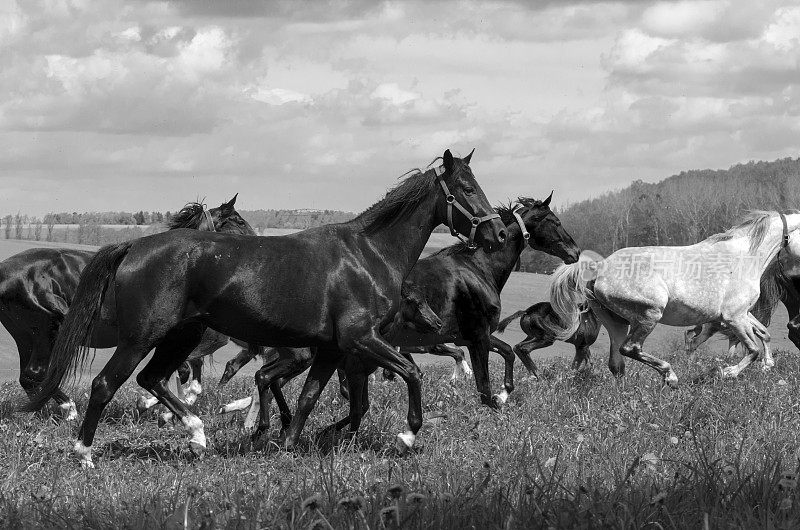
[496, 302, 600, 370]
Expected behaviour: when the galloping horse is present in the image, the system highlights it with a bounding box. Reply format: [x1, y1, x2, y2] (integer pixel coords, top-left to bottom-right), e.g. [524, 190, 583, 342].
[684, 252, 800, 360]
[232, 195, 579, 445]
[548, 211, 800, 385]
[497, 302, 600, 370]
[0, 196, 252, 417]
[217, 195, 580, 429]
[28, 149, 506, 466]
[216, 194, 580, 434]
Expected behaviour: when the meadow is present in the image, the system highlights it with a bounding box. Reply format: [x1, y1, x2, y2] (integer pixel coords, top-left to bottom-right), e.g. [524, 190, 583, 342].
[1, 240, 799, 529]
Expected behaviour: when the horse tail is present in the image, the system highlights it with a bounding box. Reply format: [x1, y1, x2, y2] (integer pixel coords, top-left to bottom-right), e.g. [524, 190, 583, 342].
[497, 310, 526, 333]
[547, 261, 593, 340]
[24, 241, 133, 412]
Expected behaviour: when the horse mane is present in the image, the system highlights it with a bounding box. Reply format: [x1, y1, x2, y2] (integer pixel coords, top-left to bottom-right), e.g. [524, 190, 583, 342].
[750, 255, 789, 326]
[355, 159, 442, 234]
[166, 202, 208, 230]
[705, 211, 776, 254]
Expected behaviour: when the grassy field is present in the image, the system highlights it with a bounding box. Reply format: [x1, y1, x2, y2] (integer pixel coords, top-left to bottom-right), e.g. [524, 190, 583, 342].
[2, 240, 800, 528]
[2, 347, 800, 529]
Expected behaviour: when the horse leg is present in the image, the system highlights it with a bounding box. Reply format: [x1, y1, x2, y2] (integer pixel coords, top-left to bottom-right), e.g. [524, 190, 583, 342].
[426, 344, 468, 382]
[588, 301, 628, 376]
[75, 343, 153, 468]
[220, 343, 259, 386]
[136, 323, 207, 456]
[789, 315, 800, 351]
[686, 323, 718, 356]
[720, 315, 765, 378]
[489, 337, 525, 401]
[573, 344, 592, 370]
[304, 330, 424, 452]
[281, 348, 344, 449]
[465, 333, 497, 409]
[253, 348, 315, 439]
[619, 318, 678, 387]
[747, 313, 773, 370]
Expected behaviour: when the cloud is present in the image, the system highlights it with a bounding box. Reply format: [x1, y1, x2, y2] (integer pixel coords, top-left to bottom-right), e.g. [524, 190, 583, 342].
[0, 0, 798, 218]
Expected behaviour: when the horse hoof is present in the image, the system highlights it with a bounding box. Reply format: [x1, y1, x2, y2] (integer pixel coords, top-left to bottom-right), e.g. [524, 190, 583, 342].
[720, 367, 737, 379]
[395, 431, 415, 454]
[251, 426, 268, 442]
[59, 401, 78, 421]
[663, 373, 679, 388]
[136, 395, 153, 414]
[492, 389, 509, 406]
[189, 440, 206, 459]
[79, 459, 95, 469]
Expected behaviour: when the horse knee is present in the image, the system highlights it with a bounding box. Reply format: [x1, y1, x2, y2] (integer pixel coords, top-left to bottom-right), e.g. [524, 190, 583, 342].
[89, 375, 114, 405]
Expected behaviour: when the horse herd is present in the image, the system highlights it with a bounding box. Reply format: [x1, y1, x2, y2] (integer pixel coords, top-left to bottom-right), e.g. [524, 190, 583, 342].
[2, 149, 799, 469]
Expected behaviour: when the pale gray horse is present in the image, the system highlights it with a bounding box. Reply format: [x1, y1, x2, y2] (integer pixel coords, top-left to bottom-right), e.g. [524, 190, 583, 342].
[684, 251, 800, 366]
[548, 211, 800, 386]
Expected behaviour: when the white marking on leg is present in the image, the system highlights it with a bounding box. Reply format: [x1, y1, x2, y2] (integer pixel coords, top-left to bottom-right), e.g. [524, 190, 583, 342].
[182, 414, 206, 449]
[159, 411, 175, 426]
[493, 388, 509, 405]
[218, 396, 254, 414]
[73, 441, 94, 468]
[243, 388, 261, 431]
[395, 429, 416, 453]
[460, 359, 473, 377]
[59, 400, 78, 421]
[136, 394, 159, 413]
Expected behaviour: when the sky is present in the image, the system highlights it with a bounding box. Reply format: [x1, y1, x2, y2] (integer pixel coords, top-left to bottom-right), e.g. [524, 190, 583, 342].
[1, 0, 799, 217]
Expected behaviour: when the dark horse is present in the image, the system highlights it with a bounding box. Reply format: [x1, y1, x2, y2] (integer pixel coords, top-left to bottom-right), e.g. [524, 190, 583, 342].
[234, 195, 580, 446]
[497, 302, 600, 370]
[216, 196, 580, 432]
[28, 149, 506, 467]
[0, 196, 253, 417]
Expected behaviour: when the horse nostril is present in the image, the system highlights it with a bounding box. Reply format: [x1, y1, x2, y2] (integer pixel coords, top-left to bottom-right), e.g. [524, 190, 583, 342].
[497, 229, 506, 243]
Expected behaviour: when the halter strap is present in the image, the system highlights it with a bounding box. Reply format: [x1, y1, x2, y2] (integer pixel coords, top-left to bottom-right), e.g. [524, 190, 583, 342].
[434, 165, 500, 250]
[511, 204, 530, 242]
[780, 212, 789, 248]
[203, 208, 216, 232]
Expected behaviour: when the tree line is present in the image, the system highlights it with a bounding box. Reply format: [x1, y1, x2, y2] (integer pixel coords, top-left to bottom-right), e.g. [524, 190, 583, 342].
[4, 157, 798, 266]
[520, 157, 800, 273]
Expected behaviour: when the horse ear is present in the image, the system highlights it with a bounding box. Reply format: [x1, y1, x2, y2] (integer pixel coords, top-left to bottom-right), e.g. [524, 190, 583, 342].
[543, 191, 553, 207]
[443, 149, 453, 173]
[463, 148, 475, 165]
[221, 193, 238, 213]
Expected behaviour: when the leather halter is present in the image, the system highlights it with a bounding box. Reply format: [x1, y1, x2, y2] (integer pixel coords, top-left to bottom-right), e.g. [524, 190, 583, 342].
[434, 165, 500, 250]
[203, 208, 216, 232]
[780, 212, 789, 248]
[511, 204, 530, 242]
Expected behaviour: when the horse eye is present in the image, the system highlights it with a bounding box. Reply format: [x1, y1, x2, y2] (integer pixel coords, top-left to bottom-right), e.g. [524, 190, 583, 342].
[464, 186, 475, 194]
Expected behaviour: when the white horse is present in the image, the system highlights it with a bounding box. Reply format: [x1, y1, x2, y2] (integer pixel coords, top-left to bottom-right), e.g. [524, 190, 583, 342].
[548, 211, 800, 386]
[684, 251, 800, 365]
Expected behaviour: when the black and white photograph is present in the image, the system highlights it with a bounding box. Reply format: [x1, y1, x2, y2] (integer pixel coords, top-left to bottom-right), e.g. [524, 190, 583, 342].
[1, 0, 800, 528]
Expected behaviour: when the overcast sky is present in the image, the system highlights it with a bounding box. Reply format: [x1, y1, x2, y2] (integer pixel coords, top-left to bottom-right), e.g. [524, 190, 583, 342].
[1, 0, 799, 216]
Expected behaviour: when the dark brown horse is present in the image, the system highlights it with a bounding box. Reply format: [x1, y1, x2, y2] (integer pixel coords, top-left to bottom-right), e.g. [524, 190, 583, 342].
[28, 149, 506, 466]
[0, 196, 252, 417]
[233, 195, 579, 446]
[497, 302, 600, 370]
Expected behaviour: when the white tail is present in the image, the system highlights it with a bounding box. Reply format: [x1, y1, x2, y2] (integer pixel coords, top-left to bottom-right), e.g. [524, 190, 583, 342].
[547, 261, 594, 340]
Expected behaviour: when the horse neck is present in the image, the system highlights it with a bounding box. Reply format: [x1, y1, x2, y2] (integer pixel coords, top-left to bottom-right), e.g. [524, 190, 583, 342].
[363, 194, 442, 279]
[475, 221, 524, 290]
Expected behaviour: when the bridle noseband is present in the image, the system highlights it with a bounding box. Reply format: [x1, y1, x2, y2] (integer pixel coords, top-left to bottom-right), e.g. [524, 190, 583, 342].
[512, 204, 531, 242]
[434, 165, 500, 250]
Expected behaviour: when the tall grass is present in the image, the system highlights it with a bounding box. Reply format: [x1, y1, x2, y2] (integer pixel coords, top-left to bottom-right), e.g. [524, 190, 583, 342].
[1, 346, 800, 528]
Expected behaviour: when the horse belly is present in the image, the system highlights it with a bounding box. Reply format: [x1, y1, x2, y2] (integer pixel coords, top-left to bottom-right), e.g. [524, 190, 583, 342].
[658, 300, 718, 327]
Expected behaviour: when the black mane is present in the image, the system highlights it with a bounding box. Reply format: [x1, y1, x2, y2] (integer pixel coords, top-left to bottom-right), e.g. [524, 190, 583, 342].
[354, 165, 439, 234]
[166, 202, 208, 230]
